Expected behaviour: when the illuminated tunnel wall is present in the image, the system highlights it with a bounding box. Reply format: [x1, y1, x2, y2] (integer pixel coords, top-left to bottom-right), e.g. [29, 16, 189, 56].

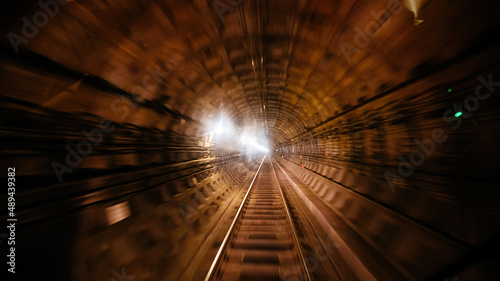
[0, 0, 500, 280]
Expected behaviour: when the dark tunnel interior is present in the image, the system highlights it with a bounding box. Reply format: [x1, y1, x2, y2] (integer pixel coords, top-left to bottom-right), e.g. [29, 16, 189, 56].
[1, 0, 500, 280]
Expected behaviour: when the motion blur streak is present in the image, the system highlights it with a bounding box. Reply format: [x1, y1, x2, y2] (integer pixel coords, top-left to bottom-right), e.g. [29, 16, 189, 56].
[0, 0, 499, 280]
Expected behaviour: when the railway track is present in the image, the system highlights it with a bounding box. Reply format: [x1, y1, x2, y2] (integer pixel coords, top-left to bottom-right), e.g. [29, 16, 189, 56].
[204, 155, 312, 281]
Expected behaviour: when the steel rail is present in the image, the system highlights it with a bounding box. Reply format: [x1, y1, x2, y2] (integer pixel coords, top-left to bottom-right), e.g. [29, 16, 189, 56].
[270, 155, 313, 281]
[203, 154, 267, 281]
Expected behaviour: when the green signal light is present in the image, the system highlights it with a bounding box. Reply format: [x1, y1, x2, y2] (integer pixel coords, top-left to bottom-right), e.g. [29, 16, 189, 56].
[447, 89, 453, 92]
[455, 111, 462, 117]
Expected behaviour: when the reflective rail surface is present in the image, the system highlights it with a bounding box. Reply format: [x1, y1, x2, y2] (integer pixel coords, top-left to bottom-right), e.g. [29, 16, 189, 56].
[204, 155, 311, 281]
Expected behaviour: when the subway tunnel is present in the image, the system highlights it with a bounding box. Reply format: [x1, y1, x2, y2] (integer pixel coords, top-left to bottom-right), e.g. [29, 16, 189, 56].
[1, 0, 500, 280]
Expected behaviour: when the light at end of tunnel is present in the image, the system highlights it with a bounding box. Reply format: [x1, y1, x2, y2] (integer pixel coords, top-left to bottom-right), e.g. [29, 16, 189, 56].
[455, 111, 463, 117]
[240, 131, 269, 153]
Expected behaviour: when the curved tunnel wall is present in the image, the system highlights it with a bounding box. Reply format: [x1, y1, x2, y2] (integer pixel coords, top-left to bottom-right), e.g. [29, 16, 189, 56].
[1, 0, 500, 280]
[274, 58, 500, 278]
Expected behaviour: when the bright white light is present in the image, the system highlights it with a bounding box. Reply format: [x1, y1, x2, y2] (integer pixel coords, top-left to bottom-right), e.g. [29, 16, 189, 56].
[240, 130, 269, 153]
[205, 114, 234, 138]
[215, 118, 224, 135]
[250, 140, 269, 153]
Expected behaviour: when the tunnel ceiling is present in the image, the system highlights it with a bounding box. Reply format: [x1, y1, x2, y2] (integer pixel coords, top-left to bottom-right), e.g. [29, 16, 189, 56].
[4, 0, 499, 146]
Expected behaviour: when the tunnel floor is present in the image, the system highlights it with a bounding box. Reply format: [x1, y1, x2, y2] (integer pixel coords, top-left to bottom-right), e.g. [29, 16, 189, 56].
[206, 156, 310, 281]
